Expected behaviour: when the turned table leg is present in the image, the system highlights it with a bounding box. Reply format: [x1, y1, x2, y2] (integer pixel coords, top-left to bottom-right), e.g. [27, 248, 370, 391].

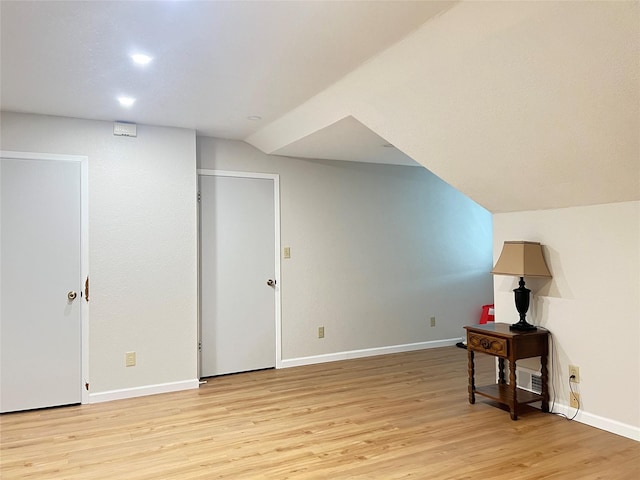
[498, 358, 506, 384]
[541, 353, 549, 413]
[509, 360, 518, 420]
[468, 349, 475, 404]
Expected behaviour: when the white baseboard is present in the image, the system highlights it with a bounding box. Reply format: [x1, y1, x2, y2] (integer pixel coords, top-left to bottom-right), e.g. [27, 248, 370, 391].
[280, 338, 462, 369]
[549, 403, 640, 442]
[515, 367, 639, 442]
[511, 371, 639, 441]
[88, 379, 199, 404]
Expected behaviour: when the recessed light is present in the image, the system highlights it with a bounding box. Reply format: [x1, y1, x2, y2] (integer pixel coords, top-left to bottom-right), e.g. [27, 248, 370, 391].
[118, 96, 136, 107]
[247, 115, 262, 121]
[131, 54, 152, 65]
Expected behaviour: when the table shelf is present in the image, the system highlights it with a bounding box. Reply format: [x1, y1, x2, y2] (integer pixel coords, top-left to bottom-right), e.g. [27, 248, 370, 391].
[475, 384, 543, 406]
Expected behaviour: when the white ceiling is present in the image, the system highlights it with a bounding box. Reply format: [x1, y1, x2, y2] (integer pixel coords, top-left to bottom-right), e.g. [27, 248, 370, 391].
[0, 0, 453, 140]
[247, 1, 639, 212]
[2, 1, 638, 212]
[273, 116, 419, 167]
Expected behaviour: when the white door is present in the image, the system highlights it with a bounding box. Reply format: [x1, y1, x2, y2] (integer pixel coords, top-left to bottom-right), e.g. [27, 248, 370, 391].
[1, 155, 82, 412]
[199, 173, 277, 377]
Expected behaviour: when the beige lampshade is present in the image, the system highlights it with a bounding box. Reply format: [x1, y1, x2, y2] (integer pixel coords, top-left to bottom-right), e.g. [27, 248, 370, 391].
[491, 241, 552, 278]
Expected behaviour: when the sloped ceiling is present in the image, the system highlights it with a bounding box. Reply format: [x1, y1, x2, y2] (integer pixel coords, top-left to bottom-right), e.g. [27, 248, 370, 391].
[273, 116, 419, 167]
[247, 1, 640, 213]
[1, 1, 638, 213]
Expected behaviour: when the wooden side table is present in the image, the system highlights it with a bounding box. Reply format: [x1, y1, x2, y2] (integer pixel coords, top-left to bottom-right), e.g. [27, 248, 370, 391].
[465, 323, 549, 420]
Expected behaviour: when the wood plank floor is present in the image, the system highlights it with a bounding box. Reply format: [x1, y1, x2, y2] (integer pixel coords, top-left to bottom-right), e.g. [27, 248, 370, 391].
[1, 347, 638, 479]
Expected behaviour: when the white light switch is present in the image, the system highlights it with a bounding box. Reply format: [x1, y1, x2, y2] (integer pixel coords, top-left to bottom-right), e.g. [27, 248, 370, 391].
[283, 247, 291, 259]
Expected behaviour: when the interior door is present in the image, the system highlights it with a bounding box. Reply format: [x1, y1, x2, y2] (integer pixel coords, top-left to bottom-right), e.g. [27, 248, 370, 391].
[1, 155, 82, 412]
[199, 174, 276, 377]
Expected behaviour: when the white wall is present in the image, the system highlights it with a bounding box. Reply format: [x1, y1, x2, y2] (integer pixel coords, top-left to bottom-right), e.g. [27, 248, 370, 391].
[198, 137, 493, 362]
[0, 111, 493, 399]
[493, 201, 640, 439]
[1, 112, 198, 397]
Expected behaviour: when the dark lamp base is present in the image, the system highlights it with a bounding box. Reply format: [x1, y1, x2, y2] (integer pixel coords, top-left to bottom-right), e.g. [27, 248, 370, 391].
[510, 321, 537, 332]
[511, 277, 537, 331]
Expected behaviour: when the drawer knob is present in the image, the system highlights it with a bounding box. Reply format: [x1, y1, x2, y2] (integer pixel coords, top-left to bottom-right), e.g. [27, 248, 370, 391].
[480, 338, 491, 349]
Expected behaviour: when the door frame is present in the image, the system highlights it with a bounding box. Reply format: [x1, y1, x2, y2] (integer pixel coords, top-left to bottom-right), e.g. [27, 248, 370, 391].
[1, 150, 89, 405]
[197, 169, 282, 377]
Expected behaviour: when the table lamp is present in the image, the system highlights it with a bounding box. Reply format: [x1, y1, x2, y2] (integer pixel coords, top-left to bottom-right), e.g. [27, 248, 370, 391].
[491, 241, 552, 331]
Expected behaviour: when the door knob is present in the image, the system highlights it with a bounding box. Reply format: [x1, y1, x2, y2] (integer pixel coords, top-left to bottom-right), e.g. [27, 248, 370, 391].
[67, 291, 78, 301]
[267, 279, 276, 287]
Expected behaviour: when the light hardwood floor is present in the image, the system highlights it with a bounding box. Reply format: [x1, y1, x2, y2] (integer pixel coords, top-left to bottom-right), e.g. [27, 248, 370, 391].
[1, 347, 638, 479]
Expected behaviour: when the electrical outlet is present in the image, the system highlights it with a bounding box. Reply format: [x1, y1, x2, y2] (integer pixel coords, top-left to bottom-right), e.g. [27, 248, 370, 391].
[430, 316, 436, 327]
[569, 365, 580, 383]
[569, 391, 580, 409]
[125, 351, 136, 367]
[318, 326, 324, 339]
[283, 247, 291, 259]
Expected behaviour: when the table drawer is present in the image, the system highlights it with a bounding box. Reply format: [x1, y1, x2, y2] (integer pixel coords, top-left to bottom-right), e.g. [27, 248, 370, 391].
[468, 332, 507, 356]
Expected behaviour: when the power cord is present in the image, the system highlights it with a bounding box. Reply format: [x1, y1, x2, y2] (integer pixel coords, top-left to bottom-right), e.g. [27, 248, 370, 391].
[552, 375, 580, 421]
[543, 328, 580, 421]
